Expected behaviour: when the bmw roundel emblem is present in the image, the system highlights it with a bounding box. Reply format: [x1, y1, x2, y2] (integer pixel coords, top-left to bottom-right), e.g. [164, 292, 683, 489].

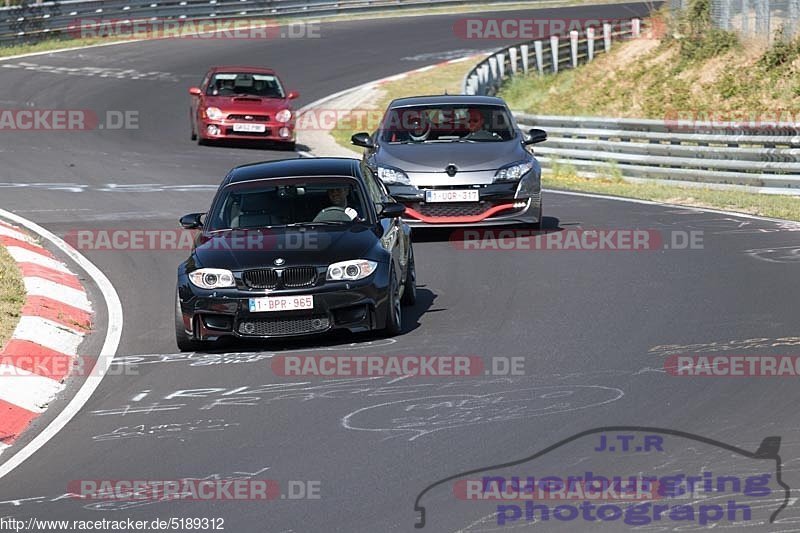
[274, 258, 285, 266]
[446, 164, 458, 177]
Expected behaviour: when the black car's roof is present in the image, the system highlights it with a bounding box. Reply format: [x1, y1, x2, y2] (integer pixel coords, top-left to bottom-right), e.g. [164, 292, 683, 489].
[225, 158, 362, 185]
[388, 95, 507, 108]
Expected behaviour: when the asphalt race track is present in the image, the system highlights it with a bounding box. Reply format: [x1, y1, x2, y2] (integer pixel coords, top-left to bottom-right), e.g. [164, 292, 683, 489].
[3, 3, 800, 531]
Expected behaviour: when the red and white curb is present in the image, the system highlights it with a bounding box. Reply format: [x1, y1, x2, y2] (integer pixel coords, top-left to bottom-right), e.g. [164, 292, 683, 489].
[0, 220, 92, 456]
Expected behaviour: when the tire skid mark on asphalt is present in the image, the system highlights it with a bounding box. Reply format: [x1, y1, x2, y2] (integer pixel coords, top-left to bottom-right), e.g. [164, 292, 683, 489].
[0, 220, 93, 452]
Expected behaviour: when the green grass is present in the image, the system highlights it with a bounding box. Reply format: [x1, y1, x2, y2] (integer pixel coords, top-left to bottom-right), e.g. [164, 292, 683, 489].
[0, 242, 25, 349]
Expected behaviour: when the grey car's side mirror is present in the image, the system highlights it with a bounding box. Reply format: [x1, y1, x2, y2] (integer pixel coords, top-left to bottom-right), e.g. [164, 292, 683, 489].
[524, 128, 547, 145]
[180, 213, 205, 229]
[379, 203, 406, 219]
[351, 132, 375, 148]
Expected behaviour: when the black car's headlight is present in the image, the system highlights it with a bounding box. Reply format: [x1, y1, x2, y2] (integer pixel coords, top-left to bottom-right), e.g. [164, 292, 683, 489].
[378, 166, 411, 186]
[493, 160, 534, 182]
[327, 260, 378, 281]
[188, 268, 235, 289]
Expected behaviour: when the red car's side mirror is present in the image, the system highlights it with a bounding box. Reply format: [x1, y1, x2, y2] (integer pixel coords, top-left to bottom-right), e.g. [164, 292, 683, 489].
[287, 91, 299, 100]
[188, 87, 202, 96]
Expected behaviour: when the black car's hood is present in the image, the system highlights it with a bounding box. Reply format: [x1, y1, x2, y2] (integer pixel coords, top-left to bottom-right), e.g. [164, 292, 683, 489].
[376, 138, 527, 173]
[191, 225, 380, 270]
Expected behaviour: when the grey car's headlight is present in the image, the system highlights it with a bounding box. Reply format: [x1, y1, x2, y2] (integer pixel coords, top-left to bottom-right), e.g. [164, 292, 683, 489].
[188, 268, 235, 289]
[494, 160, 534, 182]
[327, 260, 378, 281]
[378, 166, 411, 186]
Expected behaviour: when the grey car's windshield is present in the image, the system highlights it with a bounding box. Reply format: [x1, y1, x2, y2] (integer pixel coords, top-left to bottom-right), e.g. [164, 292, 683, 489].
[206, 72, 285, 98]
[379, 104, 515, 143]
[207, 178, 368, 231]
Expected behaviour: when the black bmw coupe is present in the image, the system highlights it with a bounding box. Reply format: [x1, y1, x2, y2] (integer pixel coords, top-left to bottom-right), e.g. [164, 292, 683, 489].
[175, 157, 416, 351]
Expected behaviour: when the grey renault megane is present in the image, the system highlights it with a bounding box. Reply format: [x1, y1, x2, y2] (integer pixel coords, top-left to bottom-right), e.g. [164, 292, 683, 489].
[351, 95, 547, 227]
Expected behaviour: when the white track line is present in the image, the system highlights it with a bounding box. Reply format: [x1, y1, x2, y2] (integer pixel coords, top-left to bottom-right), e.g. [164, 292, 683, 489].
[0, 208, 123, 481]
[11, 316, 85, 354]
[5, 246, 73, 273]
[22, 277, 92, 312]
[0, 365, 62, 414]
[544, 189, 800, 225]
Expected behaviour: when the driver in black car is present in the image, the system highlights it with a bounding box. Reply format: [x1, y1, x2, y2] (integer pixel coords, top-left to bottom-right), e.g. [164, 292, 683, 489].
[327, 186, 349, 208]
[314, 185, 362, 222]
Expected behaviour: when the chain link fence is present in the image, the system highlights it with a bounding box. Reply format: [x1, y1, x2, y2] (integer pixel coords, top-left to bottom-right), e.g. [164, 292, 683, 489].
[710, 0, 800, 39]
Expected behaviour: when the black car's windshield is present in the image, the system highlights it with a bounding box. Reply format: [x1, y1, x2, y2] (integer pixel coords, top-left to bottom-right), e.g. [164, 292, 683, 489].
[205, 72, 285, 98]
[379, 104, 515, 143]
[207, 178, 368, 231]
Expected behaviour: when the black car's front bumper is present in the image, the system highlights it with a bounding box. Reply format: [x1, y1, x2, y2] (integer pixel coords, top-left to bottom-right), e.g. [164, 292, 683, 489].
[177, 268, 391, 341]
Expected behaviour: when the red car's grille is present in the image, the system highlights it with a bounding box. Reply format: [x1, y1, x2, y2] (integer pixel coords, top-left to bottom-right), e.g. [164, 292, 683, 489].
[227, 114, 270, 121]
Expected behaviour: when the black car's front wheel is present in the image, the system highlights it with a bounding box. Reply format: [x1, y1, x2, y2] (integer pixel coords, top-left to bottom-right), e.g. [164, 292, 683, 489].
[175, 290, 204, 352]
[401, 245, 417, 306]
[383, 269, 403, 336]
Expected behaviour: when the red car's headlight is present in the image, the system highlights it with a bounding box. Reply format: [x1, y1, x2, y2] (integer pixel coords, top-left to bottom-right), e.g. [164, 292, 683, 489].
[205, 107, 224, 120]
[275, 109, 292, 123]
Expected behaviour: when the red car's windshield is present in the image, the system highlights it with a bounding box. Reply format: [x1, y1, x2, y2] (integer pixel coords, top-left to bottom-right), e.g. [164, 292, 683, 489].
[205, 72, 285, 98]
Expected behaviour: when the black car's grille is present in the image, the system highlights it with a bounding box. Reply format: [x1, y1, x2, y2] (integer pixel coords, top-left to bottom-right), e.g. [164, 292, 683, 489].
[242, 267, 318, 289]
[227, 114, 270, 121]
[238, 315, 330, 336]
[243, 269, 279, 289]
[283, 266, 317, 288]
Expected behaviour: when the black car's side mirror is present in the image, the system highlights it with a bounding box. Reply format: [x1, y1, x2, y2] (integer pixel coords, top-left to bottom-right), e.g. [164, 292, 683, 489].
[524, 128, 548, 145]
[351, 132, 374, 148]
[379, 203, 406, 219]
[180, 213, 205, 229]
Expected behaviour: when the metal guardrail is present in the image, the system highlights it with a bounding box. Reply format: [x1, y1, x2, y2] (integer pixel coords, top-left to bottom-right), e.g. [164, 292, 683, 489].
[461, 19, 800, 190]
[515, 114, 800, 189]
[462, 18, 641, 96]
[0, 0, 543, 46]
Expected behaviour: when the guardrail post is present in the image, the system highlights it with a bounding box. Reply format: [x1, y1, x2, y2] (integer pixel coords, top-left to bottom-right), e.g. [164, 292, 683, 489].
[509, 47, 518, 74]
[496, 52, 506, 79]
[631, 18, 641, 37]
[550, 35, 559, 73]
[534, 41, 544, 75]
[603, 22, 612, 52]
[520, 44, 529, 74]
[586, 27, 595, 60]
[487, 57, 498, 92]
[570, 30, 579, 68]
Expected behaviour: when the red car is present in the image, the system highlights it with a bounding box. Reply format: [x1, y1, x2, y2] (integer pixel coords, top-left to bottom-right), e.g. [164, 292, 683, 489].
[189, 66, 299, 150]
